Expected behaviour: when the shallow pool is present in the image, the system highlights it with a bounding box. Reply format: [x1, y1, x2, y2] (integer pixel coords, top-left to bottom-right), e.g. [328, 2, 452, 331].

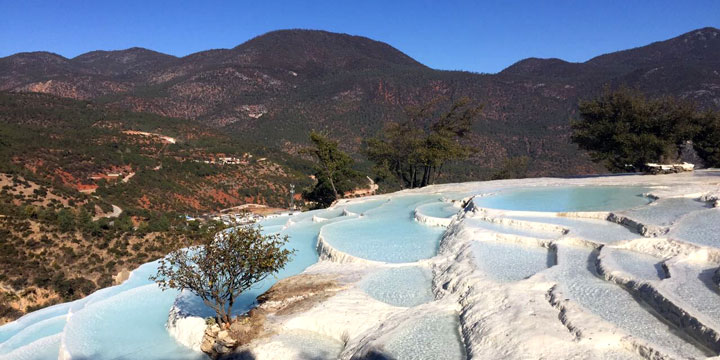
[465, 218, 562, 239]
[360, 267, 435, 307]
[382, 312, 465, 360]
[507, 215, 639, 244]
[471, 240, 552, 282]
[621, 197, 711, 227]
[474, 186, 651, 212]
[547, 244, 709, 358]
[415, 201, 459, 218]
[600, 247, 665, 281]
[321, 195, 446, 263]
[668, 208, 720, 248]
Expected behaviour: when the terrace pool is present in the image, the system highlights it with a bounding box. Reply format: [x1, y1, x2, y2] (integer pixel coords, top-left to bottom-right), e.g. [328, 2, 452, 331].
[471, 240, 553, 282]
[415, 201, 459, 218]
[474, 186, 651, 212]
[360, 266, 435, 307]
[382, 312, 465, 360]
[321, 195, 446, 263]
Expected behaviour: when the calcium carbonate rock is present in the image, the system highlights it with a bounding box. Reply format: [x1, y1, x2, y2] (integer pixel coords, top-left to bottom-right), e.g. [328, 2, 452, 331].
[167, 305, 207, 351]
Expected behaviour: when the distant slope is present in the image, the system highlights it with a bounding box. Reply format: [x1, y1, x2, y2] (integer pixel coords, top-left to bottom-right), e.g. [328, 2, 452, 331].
[0, 92, 311, 212]
[1, 27, 719, 179]
[501, 27, 720, 100]
[72, 47, 177, 77]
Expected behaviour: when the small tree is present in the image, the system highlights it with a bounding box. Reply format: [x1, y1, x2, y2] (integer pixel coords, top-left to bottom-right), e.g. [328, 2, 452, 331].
[151, 224, 294, 326]
[56, 208, 76, 232]
[366, 97, 481, 188]
[301, 131, 358, 207]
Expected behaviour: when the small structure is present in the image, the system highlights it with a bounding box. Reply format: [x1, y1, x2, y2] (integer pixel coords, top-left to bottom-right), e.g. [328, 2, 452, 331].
[77, 184, 98, 194]
[122, 130, 176, 144]
[645, 162, 695, 174]
[343, 176, 379, 198]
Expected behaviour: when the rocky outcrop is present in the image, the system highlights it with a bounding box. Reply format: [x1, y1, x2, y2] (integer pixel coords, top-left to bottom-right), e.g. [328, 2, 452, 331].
[316, 233, 383, 265]
[413, 209, 453, 227]
[112, 268, 131, 285]
[607, 213, 670, 237]
[201, 325, 237, 357]
[197, 273, 346, 359]
[167, 304, 207, 351]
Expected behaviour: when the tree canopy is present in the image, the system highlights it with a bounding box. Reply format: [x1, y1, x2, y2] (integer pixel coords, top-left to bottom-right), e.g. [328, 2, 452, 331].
[491, 156, 530, 180]
[365, 97, 482, 188]
[301, 131, 359, 208]
[151, 224, 294, 326]
[692, 110, 720, 168]
[571, 87, 711, 172]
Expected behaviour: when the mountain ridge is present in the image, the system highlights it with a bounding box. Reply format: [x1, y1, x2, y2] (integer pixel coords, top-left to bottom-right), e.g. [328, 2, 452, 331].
[1, 27, 719, 179]
[5, 27, 718, 74]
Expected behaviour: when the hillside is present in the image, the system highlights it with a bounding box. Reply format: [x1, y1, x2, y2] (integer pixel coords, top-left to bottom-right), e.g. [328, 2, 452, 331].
[0, 170, 227, 324]
[1, 28, 720, 179]
[0, 92, 320, 323]
[0, 92, 312, 212]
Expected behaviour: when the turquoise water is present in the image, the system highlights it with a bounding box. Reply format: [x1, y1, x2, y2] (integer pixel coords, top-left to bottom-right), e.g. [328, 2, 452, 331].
[1, 334, 61, 360]
[416, 202, 459, 218]
[61, 284, 205, 360]
[0, 315, 65, 356]
[474, 186, 651, 212]
[342, 198, 388, 215]
[471, 240, 552, 282]
[0, 206, 360, 360]
[0, 303, 71, 344]
[321, 195, 446, 263]
[178, 211, 361, 319]
[360, 267, 435, 307]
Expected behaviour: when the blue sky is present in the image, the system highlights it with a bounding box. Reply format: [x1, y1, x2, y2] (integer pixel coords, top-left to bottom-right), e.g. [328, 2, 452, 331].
[1, 1, 718, 73]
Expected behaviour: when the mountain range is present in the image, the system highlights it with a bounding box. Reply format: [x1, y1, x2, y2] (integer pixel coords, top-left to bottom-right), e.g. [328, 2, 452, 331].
[2, 27, 720, 178]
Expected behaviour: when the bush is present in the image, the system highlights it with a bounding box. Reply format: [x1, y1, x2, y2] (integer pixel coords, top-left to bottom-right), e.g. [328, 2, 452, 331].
[57, 208, 75, 232]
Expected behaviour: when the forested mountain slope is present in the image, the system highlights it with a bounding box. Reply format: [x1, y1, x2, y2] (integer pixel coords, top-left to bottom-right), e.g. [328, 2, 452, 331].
[2, 27, 719, 179]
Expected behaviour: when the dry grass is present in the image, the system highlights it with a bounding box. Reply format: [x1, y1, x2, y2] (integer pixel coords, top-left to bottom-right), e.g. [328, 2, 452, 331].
[224, 273, 345, 347]
[257, 273, 344, 316]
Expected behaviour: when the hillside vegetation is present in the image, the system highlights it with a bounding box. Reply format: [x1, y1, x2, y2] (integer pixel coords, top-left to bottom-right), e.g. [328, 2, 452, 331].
[0, 92, 315, 323]
[0, 173, 223, 323]
[0, 92, 312, 212]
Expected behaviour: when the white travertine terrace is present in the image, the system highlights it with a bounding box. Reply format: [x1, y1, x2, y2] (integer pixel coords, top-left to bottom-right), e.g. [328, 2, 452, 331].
[4, 171, 720, 360]
[240, 171, 720, 360]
